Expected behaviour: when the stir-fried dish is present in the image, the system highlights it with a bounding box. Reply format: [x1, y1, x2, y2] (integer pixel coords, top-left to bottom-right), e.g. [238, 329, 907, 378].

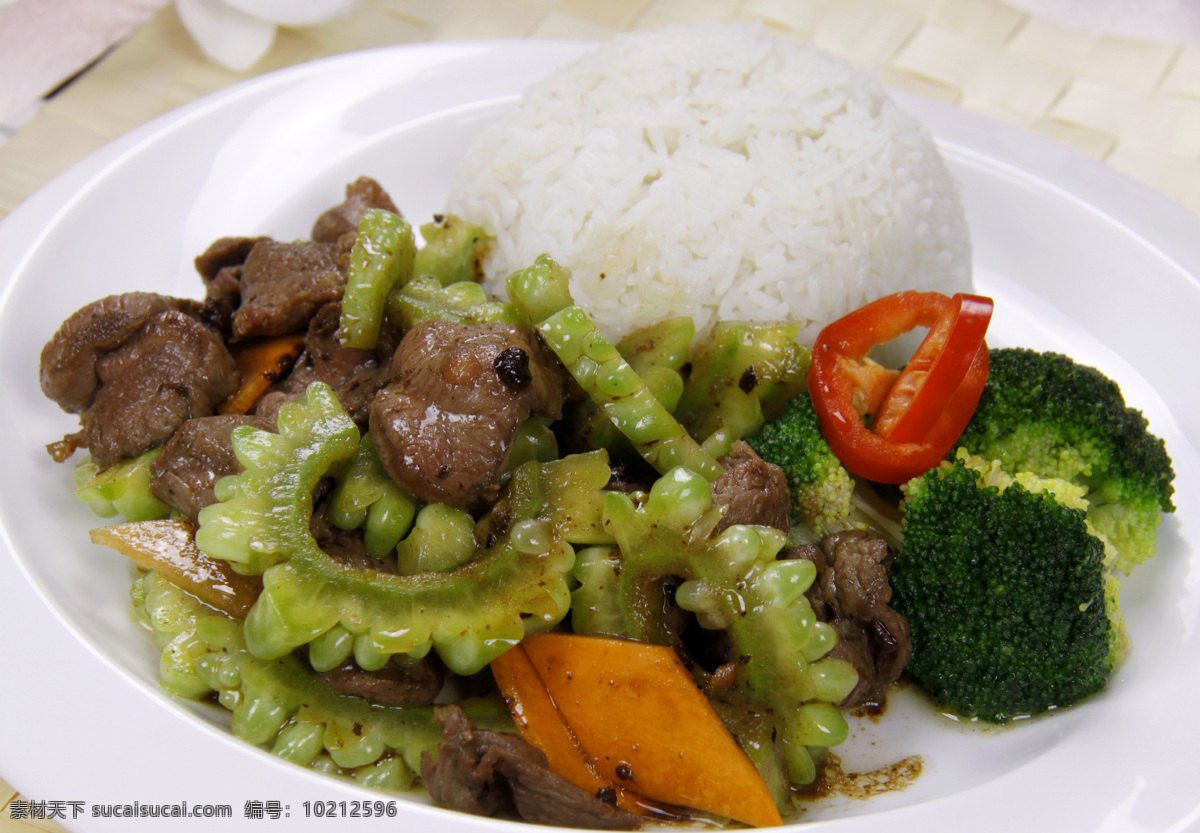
[37, 176, 1176, 829]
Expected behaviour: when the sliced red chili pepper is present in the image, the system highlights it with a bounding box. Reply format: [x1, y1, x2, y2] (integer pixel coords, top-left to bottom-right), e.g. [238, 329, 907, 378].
[874, 293, 994, 443]
[808, 291, 993, 484]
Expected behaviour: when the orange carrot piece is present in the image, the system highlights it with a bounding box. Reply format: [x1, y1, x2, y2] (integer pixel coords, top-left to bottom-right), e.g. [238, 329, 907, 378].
[90, 519, 262, 618]
[491, 645, 618, 799]
[492, 646, 651, 816]
[521, 633, 783, 828]
[218, 334, 306, 416]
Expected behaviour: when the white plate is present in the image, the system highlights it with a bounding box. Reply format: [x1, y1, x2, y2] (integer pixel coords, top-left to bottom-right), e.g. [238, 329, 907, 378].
[1, 41, 1198, 833]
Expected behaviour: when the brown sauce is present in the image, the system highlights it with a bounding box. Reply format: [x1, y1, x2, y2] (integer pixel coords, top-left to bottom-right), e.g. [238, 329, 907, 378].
[809, 751, 924, 801]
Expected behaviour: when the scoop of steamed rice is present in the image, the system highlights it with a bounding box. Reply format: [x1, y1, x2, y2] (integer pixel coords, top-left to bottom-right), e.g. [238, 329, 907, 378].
[445, 24, 972, 348]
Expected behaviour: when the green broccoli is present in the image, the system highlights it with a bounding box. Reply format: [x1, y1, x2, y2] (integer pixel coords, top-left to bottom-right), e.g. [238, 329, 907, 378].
[891, 453, 1125, 723]
[746, 392, 854, 538]
[956, 347, 1175, 573]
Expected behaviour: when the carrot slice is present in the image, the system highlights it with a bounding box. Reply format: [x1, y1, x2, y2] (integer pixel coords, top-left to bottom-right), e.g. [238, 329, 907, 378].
[516, 633, 783, 828]
[491, 644, 645, 813]
[218, 334, 306, 416]
[90, 519, 262, 618]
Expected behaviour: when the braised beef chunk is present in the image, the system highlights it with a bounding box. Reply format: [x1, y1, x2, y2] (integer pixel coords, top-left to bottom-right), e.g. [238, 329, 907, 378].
[836, 534, 897, 617]
[192, 237, 269, 336]
[786, 530, 911, 710]
[199, 268, 243, 338]
[311, 176, 400, 244]
[421, 705, 641, 830]
[77, 311, 238, 467]
[39, 292, 200, 414]
[150, 414, 272, 522]
[316, 654, 445, 708]
[193, 236, 268, 283]
[300, 301, 393, 412]
[231, 240, 345, 339]
[253, 302, 391, 427]
[370, 320, 567, 508]
[711, 441, 791, 533]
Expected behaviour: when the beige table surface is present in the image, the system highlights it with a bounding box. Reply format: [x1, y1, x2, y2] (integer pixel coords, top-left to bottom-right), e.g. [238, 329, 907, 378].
[2, 0, 1199, 830]
[3, 0, 1200, 219]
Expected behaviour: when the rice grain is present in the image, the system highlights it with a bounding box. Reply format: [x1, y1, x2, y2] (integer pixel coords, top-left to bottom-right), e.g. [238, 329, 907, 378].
[447, 24, 972, 346]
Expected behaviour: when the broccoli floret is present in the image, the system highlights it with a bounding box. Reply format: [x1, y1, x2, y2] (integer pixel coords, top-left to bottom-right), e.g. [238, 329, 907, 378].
[892, 455, 1124, 723]
[747, 392, 853, 537]
[956, 348, 1175, 573]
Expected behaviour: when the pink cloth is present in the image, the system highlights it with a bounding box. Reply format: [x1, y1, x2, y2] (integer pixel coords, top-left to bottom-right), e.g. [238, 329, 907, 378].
[0, 0, 169, 124]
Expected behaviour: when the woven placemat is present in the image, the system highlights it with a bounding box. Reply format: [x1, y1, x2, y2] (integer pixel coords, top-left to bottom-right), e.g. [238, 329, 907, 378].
[2, 1, 1198, 830]
[0, 0, 1198, 218]
[1, 781, 69, 833]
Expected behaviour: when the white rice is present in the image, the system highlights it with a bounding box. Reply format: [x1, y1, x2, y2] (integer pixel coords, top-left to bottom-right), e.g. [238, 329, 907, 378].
[446, 24, 972, 347]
